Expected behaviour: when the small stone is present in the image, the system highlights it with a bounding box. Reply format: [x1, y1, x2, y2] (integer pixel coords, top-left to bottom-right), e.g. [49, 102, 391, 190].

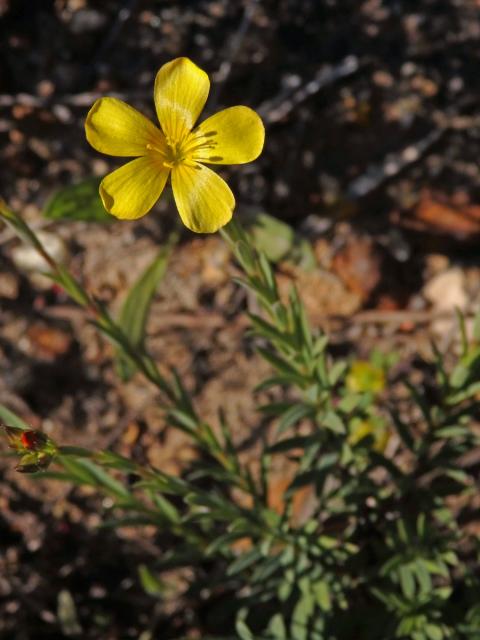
[372, 70, 394, 87]
[69, 9, 107, 33]
[424, 268, 468, 337]
[424, 268, 467, 312]
[0, 272, 19, 299]
[36, 80, 55, 97]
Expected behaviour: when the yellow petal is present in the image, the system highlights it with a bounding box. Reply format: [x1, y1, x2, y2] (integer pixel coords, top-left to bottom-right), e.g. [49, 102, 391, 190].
[188, 106, 265, 164]
[154, 57, 210, 144]
[171, 163, 234, 233]
[100, 156, 170, 220]
[86, 97, 166, 157]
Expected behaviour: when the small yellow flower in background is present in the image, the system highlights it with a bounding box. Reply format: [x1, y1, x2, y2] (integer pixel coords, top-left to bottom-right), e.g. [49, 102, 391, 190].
[348, 417, 390, 453]
[85, 57, 265, 233]
[346, 360, 386, 395]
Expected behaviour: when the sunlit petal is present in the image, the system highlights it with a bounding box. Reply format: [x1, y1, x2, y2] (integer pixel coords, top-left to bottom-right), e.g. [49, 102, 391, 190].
[100, 157, 170, 220]
[86, 97, 166, 157]
[154, 57, 210, 143]
[188, 106, 265, 165]
[171, 163, 234, 233]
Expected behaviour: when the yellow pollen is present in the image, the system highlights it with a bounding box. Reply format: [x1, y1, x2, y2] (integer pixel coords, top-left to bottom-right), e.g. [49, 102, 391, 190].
[148, 131, 219, 169]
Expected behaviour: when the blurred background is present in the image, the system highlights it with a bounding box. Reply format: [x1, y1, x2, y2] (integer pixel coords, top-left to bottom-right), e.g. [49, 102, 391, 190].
[2, 0, 480, 638]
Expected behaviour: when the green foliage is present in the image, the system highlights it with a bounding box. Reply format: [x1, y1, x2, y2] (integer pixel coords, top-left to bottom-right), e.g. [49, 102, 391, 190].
[0, 405, 30, 430]
[116, 237, 176, 380]
[250, 212, 316, 269]
[43, 177, 113, 223]
[1, 210, 480, 638]
[250, 212, 295, 262]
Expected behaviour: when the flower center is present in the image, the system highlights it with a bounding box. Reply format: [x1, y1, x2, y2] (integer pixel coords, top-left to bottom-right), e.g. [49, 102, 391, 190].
[163, 138, 186, 168]
[147, 130, 220, 168]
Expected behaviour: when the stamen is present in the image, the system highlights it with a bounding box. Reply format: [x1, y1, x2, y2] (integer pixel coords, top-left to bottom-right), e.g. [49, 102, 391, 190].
[187, 142, 217, 155]
[146, 143, 167, 158]
[182, 130, 218, 157]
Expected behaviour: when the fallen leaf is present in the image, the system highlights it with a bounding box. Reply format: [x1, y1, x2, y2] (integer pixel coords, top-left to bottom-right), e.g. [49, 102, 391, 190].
[398, 189, 480, 243]
[331, 235, 383, 304]
[27, 324, 72, 359]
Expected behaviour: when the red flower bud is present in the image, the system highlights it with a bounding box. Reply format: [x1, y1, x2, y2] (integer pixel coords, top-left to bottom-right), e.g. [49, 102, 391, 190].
[20, 430, 48, 451]
[2, 424, 57, 473]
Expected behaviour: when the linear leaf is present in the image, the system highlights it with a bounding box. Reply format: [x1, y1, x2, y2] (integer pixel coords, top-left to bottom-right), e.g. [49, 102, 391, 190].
[116, 241, 174, 380]
[43, 177, 112, 223]
[0, 404, 30, 430]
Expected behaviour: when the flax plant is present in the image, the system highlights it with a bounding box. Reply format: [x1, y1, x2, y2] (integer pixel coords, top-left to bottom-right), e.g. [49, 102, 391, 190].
[1, 58, 480, 640]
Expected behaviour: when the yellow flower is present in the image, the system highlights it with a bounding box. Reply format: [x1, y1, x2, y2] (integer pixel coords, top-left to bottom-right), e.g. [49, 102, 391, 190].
[345, 360, 385, 395]
[85, 57, 265, 233]
[348, 418, 390, 453]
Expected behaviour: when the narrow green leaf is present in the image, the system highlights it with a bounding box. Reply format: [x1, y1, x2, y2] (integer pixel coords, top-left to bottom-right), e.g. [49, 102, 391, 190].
[254, 376, 295, 392]
[0, 198, 46, 252]
[0, 405, 30, 430]
[227, 548, 262, 576]
[424, 624, 443, 640]
[59, 457, 130, 499]
[290, 589, 315, 640]
[268, 435, 317, 454]
[313, 580, 331, 612]
[434, 425, 468, 439]
[100, 516, 156, 529]
[248, 313, 295, 348]
[94, 450, 138, 472]
[258, 251, 277, 295]
[205, 531, 246, 556]
[267, 614, 287, 638]
[278, 403, 314, 434]
[251, 555, 282, 583]
[235, 619, 255, 640]
[116, 241, 174, 380]
[49, 265, 91, 306]
[151, 493, 180, 524]
[399, 565, 415, 600]
[289, 287, 313, 351]
[450, 364, 470, 389]
[167, 408, 197, 433]
[337, 394, 362, 413]
[43, 178, 112, 223]
[415, 561, 432, 595]
[329, 361, 348, 386]
[57, 589, 82, 636]
[256, 347, 305, 385]
[138, 564, 166, 596]
[322, 410, 345, 434]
